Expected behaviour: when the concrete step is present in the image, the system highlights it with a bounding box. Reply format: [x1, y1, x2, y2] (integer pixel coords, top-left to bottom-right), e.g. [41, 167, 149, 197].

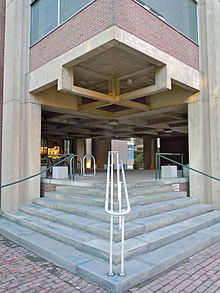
[44, 191, 186, 208]
[55, 180, 165, 192]
[0, 216, 220, 293]
[56, 181, 106, 189]
[134, 204, 213, 233]
[4, 209, 220, 265]
[45, 192, 105, 207]
[56, 184, 174, 198]
[33, 197, 200, 224]
[19, 202, 214, 242]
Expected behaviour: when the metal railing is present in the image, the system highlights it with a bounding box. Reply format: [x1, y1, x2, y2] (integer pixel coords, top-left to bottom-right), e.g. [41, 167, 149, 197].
[1, 154, 74, 190]
[155, 152, 184, 180]
[155, 153, 220, 182]
[105, 151, 131, 277]
[69, 155, 83, 180]
[41, 153, 73, 179]
[82, 154, 96, 176]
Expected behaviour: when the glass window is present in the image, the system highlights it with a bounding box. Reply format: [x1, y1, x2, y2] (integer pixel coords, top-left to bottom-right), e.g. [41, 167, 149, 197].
[60, 0, 92, 23]
[31, 0, 94, 45]
[137, 0, 198, 43]
[31, 0, 58, 45]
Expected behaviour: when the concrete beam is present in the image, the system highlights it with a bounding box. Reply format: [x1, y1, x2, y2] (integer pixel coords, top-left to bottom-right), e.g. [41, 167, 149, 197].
[29, 26, 200, 95]
[116, 65, 171, 101]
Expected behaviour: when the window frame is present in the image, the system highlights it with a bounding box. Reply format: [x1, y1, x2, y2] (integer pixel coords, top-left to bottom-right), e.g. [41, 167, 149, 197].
[30, 0, 96, 47]
[133, 0, 198, 44]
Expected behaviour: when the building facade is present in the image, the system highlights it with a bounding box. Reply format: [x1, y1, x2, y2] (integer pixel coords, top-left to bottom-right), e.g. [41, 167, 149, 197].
[0, 0, 220, 212]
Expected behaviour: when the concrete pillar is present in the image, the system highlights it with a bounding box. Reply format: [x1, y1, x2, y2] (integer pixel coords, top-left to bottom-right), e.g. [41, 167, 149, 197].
[112, 140, 128, 166]
[76, 139, 85, 158]
[189, 0, 220, 209]
[20, 102, 41, 206]
[143, 138, 155, 170]
[0, 0, 36, 212]
[93, 139, 111, 169]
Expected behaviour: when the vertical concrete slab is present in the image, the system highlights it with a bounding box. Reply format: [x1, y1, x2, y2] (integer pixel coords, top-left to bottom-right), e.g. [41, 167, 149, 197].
[1, 0, 41, 212]
[143, 138, 155, 170]
[189, 0, 220, 209]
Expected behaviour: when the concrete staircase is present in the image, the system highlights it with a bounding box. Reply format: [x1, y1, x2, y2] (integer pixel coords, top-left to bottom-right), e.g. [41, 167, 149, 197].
[0, 180, 220, 293]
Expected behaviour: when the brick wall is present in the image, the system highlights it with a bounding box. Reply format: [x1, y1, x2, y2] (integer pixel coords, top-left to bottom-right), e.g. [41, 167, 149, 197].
[30, 0, 115, 71]
[173, 182, 190, 196]
[30, 0, 199, 71]
[0, 0, 5, 203]
[115, 0, 199, 70]
[41, 183, 58, 197]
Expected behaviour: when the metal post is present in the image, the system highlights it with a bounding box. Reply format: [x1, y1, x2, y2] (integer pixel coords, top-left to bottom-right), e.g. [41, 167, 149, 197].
[105, 151, 131, 278]
[70, 157, 74, 181]
[108, 215, 114, 276]
[181, 154, 184, 178]
[155, 153, 158, 180]
[119, 215, 126, 276]
[107, 152, 114, 276]
[158, 154, 161, 179]
[117, 152, 122, 229]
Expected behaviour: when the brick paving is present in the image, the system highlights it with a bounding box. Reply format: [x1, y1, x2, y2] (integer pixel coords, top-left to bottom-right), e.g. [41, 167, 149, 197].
[0, 234, 220, 293]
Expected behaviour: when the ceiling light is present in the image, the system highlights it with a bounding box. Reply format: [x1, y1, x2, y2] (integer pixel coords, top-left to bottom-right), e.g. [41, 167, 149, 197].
[109, 119, 119, 126]
[126, 78, 133, 86]
[164, 128, 172, 134]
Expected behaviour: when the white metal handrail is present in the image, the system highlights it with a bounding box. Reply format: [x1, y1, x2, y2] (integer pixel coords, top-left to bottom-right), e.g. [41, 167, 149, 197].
[82, 154, 96, 176]
[70, 155, 83, 180]
[105, 151, 131, 277]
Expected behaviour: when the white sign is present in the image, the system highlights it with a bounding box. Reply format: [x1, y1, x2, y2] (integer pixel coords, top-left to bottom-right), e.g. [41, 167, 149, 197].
[172, 184, 180, 192]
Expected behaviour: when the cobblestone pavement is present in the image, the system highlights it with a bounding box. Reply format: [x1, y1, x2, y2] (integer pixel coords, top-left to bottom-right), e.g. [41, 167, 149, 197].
[0, 234, 220, 293]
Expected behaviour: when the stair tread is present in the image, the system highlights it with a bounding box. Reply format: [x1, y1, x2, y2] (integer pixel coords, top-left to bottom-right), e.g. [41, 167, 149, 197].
[5, 209, 220, 260]
[21, 204, 100, 226]
[134, 204, 212, 227]
[0, 216, 220, 293]
[21, 203, 216, 235]
[34, 197, 200, 217]
[55, 180, 166, 191]
[45, 190, 186, 205]
[56, 184, 174, 197]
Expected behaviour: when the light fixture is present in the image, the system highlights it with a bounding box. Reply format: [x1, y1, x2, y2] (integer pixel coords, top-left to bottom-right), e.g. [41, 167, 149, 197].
[126, 78, 133, 86]
[109, 119, 119, 126]
[164, 128, 172, 134]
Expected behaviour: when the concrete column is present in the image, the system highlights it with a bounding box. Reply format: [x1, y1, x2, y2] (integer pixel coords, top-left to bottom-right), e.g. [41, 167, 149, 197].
[143, 138, 155, 170]
[188, 99, 211, 204]
[1, 0, 33, 212]
[93, 139, 111, 168]
[76, 139, 85, 158]
[112, 140, 128, 165]
[19, 102, 41, 207]
[189, 0, 220, 209]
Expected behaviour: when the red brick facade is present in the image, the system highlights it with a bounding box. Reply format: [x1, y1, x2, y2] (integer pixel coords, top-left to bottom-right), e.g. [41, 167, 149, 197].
[30, 0, 115, 71]
[41, 183, 58, 197]
[115, 0, 199, 70]
[30, 0, 199, 72]
[0, 0, 5, 200]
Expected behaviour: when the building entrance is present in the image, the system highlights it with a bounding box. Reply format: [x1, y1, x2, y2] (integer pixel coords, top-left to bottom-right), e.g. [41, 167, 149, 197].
[40, 105, 189, 181]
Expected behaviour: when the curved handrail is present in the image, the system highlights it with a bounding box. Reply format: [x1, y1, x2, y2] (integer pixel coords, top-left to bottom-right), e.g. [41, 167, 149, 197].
[69, 155, 83, 180]
[82, 154, 96, 176]
[105, 152, 131, 216]
[105, 151, 131, 277]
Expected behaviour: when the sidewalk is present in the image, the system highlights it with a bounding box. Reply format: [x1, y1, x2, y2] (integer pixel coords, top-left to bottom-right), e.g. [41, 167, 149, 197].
[0, 234, 219, 293]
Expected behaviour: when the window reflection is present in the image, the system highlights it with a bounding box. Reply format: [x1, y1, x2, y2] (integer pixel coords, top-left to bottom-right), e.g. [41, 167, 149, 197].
[137, 0, 198, 43]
